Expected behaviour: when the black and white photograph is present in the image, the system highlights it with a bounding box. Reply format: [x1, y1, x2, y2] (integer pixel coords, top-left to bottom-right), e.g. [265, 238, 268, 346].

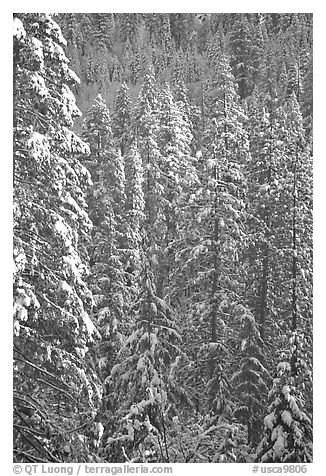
[12, 7, 315, 469]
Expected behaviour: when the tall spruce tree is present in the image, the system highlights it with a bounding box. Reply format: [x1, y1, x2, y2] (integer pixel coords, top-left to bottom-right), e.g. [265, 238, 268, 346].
[106, 70, 186, 463]
[112, 82, 132, 156]
[176, 54, 250, 420]
[13, 14, 102, 463]
[231, 309, 270, 446]
[82, 94, 128, 393]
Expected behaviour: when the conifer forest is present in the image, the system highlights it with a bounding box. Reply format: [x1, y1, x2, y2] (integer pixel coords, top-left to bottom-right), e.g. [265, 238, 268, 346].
[13, 13, 313, 464]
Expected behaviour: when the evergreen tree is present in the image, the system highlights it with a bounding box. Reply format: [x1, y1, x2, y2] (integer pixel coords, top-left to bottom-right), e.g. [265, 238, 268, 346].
[257, 340, 312, 462]
[112, 82, 132, 155]
[156, 85, 195, 296]
[82, 95, 129, 401]
[92, 13, 115, 51]
[206, 24, 227, 71]
[118, 13, 140, 46]
[231, 309, 270, 446]
[282, 94, 313, 408]
[246, 88, 290, 341]
[13, 14, 102, 463]
[106, 71, 187, 463]
[176, 54, 250, 420]
[301, 55, 313, 136]
[230, 14, 256, 98]
[286, 62, 303, 101]
[124, 141, 145, 279]
[202, 57, 249, 406]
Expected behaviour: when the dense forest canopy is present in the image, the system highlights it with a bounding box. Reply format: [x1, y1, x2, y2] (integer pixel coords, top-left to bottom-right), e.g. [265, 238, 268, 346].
[13, 12, 313, 464]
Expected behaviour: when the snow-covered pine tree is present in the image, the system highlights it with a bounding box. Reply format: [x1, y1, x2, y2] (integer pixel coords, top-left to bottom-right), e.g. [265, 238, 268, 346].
[172, 79, 191, 119]
[252, 92, 312, 344]
[277, 61, 288, 103]
[81, 94, 128, 394]
[231, 308, 270, 446]
[246, 78, 312, 431]
[286, 62, 303, 101]
[105, 70, 188, 463]
[92, 13, 115, 51]
[123, 141, 145, 284]
[156, 85, 195, 297]
[13, 14, 102, 462]
[118, 13, 140, 46]
[206, 23, 227, 72]
[281, 93, 313, 413]
[283, 93, 312, 337]
[200, 53, 249, 403]
[301, 55, 313, 136]
[229, 14, 256, 99]
[112, 82, 132, 156]
[255, 37, 279, 111]
[256, 341, 312, 462]
[246, 87, 291, 342]
[172, 79, 199, 154]
[175, 53, 250, 420]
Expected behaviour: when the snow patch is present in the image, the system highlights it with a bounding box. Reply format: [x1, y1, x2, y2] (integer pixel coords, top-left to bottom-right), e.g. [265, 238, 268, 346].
[264, 411, 275, 430]
[29, 72, 48, 97]
[13, 17, 26, 40]
[58, 280, 73, 295]
[281, 410, 293, 427]
[54, 220, 72, 248]
[273, 428, 285, 458]
[81, 311, 100, 340]
[27, 132, 50, 163]
[31, 37, 43, 57]
[67, 68, 81, 85]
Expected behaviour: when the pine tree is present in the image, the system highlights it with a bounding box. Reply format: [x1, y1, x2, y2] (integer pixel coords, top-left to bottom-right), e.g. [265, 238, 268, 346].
[257, 341, 312, 462]
[60, 13, 78, 47]
[118, 13, 140, 46]
[82, 95, 128, 386]
[169, 14, 193, 50]
[176, 54, 250, 420]
[230, 14, 256, 98]
[156, 85, 195, 297]
[13, 14, 102, 463]
[301, 55, 313, 136]
[92, 13, 115, 51]
[207, 23, 227, 71]
[282, 94, 312, 408]
[111, 56, 123, 83]
[231, 309, 270, 446]
[286, 62, 303, 101]
[246, 88, 291, 341]
[124, 141, 145, 279]
[278, 61, 288, 103]
[112, 82, 132, 155]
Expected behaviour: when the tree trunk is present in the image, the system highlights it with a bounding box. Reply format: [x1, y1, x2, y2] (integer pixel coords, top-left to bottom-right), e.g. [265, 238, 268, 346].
[259, 245, 269, 340]
[210, 167, 219, 378]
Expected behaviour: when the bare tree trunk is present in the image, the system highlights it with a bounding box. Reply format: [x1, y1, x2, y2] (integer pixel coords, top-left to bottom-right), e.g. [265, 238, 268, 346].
[259, 246, 269, 341]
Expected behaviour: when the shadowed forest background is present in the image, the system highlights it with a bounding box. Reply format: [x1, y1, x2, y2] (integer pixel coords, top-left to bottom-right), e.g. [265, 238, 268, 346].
[13, 13, 313, 463]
